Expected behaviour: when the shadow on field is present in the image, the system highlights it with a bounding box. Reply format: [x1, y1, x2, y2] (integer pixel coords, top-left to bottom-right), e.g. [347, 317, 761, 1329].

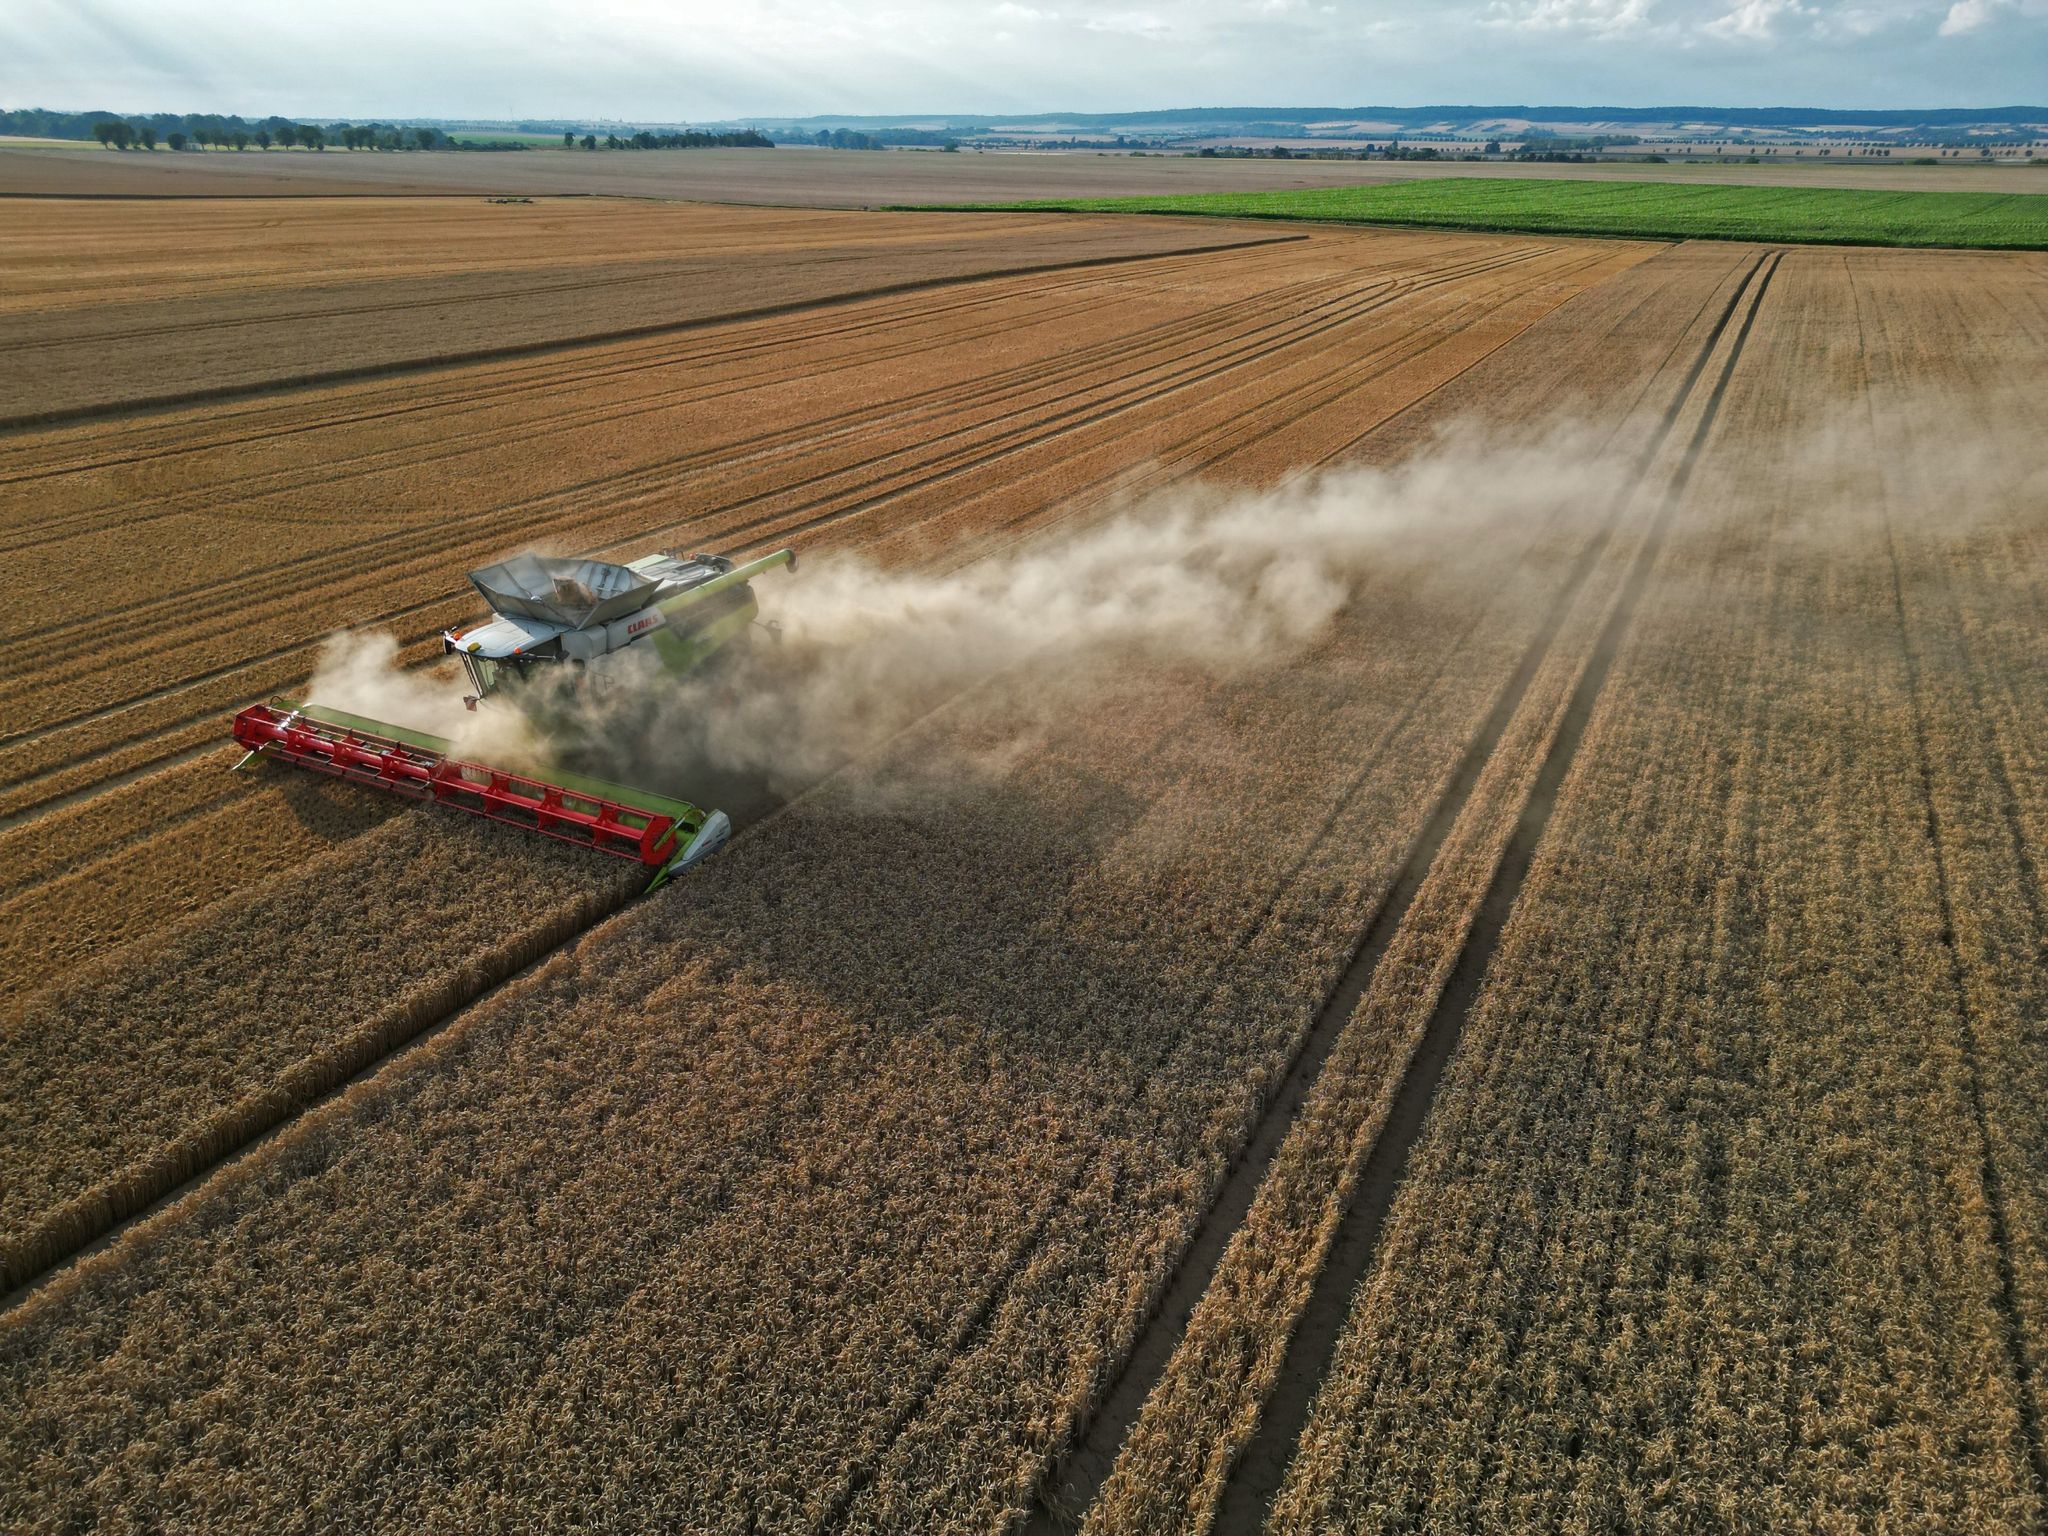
[657, 739, 1218, 1075]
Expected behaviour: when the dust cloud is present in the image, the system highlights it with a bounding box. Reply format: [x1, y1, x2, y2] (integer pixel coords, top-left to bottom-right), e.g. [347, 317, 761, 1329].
[295, 428, 1662, 800]
[304, 629, 541, 764]
[612, 428, 1633, 793]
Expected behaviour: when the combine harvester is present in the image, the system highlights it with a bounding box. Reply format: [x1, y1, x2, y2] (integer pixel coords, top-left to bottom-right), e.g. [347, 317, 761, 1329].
[231, 548, 795, 891]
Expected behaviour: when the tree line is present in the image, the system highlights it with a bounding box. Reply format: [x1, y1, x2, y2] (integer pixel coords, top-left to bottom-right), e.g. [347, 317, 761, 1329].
[775, 127, 958, 150]
[1, 108, 510, 152]
[88, 120, 467, 152]
[561, 129, 772, 150]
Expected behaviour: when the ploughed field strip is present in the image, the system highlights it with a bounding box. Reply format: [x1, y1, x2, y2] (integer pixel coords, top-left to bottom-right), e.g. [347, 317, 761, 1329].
[0, 218, 1647, 1293]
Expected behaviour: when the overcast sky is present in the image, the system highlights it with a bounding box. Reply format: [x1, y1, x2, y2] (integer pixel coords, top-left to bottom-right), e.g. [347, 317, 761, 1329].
[4, 0, 2043, 121]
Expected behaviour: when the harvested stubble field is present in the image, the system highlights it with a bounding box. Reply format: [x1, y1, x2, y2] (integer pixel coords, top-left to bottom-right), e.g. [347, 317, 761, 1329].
[0, 196, 1293, 424]
[2, 188, 2045, 1536]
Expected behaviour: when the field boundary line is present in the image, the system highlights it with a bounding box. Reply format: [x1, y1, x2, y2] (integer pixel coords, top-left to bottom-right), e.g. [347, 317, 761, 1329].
[0, 234, 1306, 435]
[1195, 247, 1778, 1533]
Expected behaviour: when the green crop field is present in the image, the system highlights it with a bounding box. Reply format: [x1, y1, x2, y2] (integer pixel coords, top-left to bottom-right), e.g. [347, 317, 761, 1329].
[912, 177, 2048, 249]
[448, 130, 566, 147]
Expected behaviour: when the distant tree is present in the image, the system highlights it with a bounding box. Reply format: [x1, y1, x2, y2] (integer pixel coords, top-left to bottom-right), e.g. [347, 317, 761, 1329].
[298, 124, 324, 150]
[1483, 139, 1502, 155]
[167, 131, 187, 151]
[233, 131, 249, 150]
[582, 133, 596, 150]
[92, 119, 126, 149]
[563, 130, 574, 147]
[140, 126, 158, 149]
[605, 132, 621, 149]
[256, 129, 272, 149]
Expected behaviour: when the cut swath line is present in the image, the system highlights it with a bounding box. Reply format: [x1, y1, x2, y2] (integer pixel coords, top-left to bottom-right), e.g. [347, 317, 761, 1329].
[0, 234, 1305, 435]
[1026, 246, 1775, 1532]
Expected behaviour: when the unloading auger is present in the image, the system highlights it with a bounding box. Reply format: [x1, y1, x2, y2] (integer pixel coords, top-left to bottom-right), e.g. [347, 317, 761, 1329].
[230, 548, 795, 891]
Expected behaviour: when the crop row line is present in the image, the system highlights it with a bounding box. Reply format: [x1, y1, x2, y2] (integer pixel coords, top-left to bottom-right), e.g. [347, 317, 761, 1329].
[964, 243, 1598, 569]
[0, 235, 1296, 524]
[1878, 509, 2048, 1505]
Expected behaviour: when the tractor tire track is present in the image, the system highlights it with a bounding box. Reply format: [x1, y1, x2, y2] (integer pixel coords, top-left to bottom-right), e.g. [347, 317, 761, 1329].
[820, 247, 1776, 1536]
[1, 255, 1348, 642]
[1198, 248, 1779, 1535]
[1015, 247, 1773, 1533]
[0, 237, 1290, 513]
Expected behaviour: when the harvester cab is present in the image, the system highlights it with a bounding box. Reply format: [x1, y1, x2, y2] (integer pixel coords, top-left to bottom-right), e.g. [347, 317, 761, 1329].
[230, 546, 795, 891]
[446, 548, 794, 708]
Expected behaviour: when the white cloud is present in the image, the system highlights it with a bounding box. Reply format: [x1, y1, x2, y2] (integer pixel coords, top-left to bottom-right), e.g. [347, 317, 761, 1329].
[1704, 0, 1811, 39]
[1482, 0, 1660, 32]
[0, 0, 2041, 120]
[1940, 0, 2001, 30]
[1079, 9, 1174, 36]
